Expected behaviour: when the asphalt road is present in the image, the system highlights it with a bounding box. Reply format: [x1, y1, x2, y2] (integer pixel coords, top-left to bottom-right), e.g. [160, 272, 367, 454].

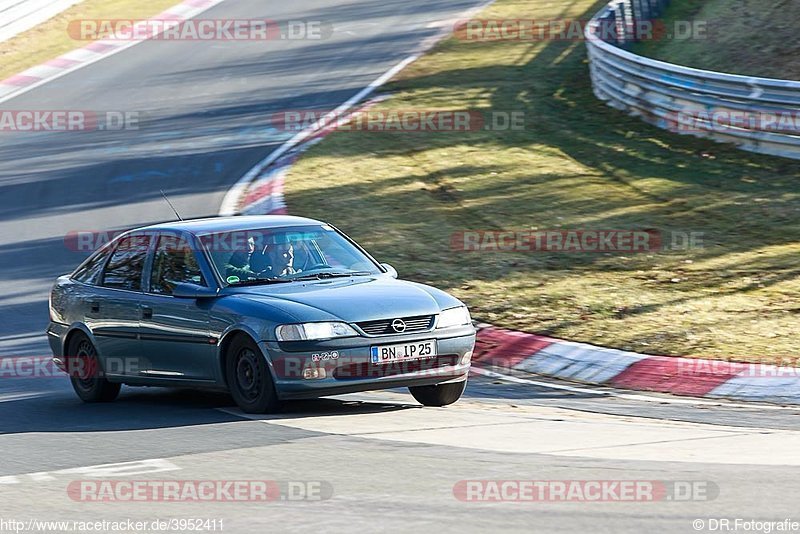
[2, 374, 800, 533]
[1, 0, 799, 533]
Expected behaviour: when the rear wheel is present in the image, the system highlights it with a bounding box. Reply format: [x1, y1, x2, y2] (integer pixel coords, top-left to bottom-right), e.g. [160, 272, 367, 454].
[409, 379, 466, 407]
[66, 332, 121, 403]
[226, 336, 281, 413]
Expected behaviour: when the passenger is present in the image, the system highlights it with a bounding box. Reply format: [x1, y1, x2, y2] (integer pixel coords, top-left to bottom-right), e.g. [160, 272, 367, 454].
[224, 236, 256, 279]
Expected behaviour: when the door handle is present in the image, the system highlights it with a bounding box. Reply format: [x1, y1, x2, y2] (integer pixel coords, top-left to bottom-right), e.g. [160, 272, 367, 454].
[90, 302, 100, 313]
[142, 307, 153, 320]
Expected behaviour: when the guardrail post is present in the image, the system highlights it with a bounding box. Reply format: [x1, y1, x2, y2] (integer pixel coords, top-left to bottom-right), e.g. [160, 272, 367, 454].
[630, 0, 643, 41]
[610, 1, 626, 46]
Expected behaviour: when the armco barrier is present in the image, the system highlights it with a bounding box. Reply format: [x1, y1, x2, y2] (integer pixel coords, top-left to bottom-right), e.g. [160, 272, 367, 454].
[585, 0, 800, 159]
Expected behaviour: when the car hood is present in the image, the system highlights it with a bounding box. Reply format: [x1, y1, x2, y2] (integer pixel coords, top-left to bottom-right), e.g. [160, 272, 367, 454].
[226, 276, 460, 323]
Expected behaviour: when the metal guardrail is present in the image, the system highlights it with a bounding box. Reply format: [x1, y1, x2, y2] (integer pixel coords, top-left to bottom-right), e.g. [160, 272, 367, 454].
[584, 0, 800, 159]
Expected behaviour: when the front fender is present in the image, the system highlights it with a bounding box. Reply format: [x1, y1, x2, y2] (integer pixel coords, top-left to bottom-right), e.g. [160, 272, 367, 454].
[215, 324, 279, 388]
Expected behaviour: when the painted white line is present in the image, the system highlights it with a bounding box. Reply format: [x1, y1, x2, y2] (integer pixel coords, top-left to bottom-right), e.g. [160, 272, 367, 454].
[0, 0, 228, 106]
[54, 458, 180, 477]
[219, 0, 496, 216]
[27, 472, 56, 482]
[0, 0, 84, 44]
[470, 366, 798, 410]
[0, 459, 182, 487]
[218, 54, 418, 216]
[0, 392, 49, 403]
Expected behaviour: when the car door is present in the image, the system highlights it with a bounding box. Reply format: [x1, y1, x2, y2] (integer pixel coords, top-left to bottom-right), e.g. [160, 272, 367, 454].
[138, 232, 216, 381]
[89, 233, 151, 376]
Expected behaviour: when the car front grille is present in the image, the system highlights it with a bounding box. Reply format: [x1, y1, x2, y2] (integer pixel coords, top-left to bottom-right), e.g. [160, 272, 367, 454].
[356, 315, 435, 336]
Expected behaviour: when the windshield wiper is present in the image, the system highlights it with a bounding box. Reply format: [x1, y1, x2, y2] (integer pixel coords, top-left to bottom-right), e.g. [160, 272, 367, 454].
[292, 271, 373, 281]
[228, 277, 294, 286]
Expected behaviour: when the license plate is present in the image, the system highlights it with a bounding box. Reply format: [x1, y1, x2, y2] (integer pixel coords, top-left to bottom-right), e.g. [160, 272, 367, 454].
[371, 340, 437, 364]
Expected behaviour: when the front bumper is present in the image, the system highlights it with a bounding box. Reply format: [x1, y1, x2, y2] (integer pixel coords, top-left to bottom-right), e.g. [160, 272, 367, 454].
[261, 325, 476, 400]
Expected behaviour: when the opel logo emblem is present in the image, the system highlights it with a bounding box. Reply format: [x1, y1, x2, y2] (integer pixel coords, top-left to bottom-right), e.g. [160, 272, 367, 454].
[391, 319, 407, 333]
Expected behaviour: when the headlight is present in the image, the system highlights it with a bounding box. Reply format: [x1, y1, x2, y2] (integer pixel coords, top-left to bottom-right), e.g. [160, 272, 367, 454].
[275, 322, 358, 341]
[437, 306, 472, 329]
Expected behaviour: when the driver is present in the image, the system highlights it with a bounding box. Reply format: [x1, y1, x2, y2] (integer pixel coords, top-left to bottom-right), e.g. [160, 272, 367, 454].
[264, 236, 295, 276]
[249, 233, 296, 277]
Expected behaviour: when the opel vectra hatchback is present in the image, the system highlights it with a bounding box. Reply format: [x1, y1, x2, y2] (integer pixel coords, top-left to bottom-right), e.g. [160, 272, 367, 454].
[47, 216, 476, 413]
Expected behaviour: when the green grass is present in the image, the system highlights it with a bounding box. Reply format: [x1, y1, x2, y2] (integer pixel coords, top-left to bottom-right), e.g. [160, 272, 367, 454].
[285, 0, 800, 362]
[634, 0, 800, 80]
[0, 0, 180, 81]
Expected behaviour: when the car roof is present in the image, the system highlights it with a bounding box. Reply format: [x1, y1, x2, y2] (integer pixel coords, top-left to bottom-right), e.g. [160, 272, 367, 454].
[136, 215, 326, 235]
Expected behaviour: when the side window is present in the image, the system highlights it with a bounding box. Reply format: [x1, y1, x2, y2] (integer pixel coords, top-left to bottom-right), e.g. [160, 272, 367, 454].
[72, 244, 114, 285]
[150, 234, 206, 295]
[101, 235, 151, 291]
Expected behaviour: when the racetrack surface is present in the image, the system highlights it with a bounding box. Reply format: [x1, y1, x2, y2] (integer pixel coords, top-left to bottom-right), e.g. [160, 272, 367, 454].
[1, 0, 798, 532]
[2, 375, 800, 533]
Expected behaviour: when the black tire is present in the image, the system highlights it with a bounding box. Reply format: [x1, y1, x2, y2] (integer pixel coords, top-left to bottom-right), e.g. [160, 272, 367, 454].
[66, 332, 121, 403]
[226, 335, 281, 413]
[409, 379, 467, 407]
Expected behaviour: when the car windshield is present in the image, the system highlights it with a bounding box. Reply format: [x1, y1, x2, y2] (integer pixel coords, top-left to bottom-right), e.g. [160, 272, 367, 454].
[199, 224, 382, 286]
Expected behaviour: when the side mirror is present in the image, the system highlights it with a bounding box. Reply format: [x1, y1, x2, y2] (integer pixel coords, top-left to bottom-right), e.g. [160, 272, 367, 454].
[172, 283, 219, 299]
[380, 263, 398, 279]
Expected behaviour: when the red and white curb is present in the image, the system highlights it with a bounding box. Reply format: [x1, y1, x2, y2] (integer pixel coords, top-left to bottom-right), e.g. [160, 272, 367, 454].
[0, 0, 227, 104]
[472, 324, 800, 405]
[219, 98, 382, 216]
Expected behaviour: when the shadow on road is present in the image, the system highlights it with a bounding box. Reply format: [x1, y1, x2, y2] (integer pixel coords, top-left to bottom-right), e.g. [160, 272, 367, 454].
[0, 382, 417, 435]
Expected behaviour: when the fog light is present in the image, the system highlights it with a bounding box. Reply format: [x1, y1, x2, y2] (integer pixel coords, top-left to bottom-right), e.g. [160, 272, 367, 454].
[460, 350, 473, 365]
[303, 367, 327, 380]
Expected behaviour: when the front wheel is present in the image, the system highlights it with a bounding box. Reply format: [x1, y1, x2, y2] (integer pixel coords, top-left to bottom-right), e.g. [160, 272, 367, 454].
[226, 336, 281, 414]
[66, 333, 121, 403]
[409, 379, 466, 407]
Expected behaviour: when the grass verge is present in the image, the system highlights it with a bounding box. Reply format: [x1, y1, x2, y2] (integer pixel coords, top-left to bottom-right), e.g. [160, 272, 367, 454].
[634, 0, 800, 80]
[285, 0, 800, 362]
[0, 0, 179, 81]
